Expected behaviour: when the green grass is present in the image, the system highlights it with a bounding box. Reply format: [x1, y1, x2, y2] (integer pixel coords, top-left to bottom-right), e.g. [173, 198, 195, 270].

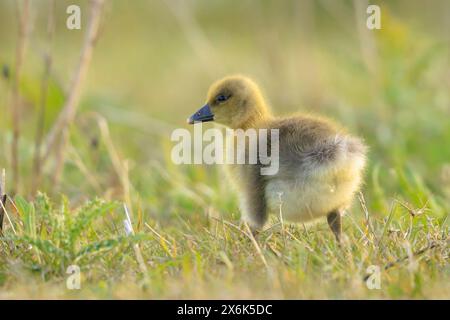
[0, 0, 449, 299]
[0, 185, 448, 299]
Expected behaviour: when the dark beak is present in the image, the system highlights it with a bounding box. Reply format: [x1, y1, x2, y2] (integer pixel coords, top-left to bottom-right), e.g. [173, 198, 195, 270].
[187, 104, 214, 124]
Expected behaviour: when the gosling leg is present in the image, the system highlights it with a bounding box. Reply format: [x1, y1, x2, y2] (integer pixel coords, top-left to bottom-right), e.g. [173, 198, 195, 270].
[240, 164, 268, 234]
[327, 210, 342, 243]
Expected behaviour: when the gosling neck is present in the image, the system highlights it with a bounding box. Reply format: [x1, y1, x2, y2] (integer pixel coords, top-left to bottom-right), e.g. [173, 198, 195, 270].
[234, 104, 272, 130]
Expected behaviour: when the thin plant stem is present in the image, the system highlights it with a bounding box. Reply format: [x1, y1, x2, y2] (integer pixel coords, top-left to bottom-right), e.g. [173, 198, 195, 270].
[42, 0, 105, 186]
[31, 0, 55, 195]
[10, 0, 31, 193]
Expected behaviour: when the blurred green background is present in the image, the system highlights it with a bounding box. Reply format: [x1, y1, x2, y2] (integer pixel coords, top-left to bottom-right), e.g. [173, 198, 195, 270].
[0, 0, 449, 219]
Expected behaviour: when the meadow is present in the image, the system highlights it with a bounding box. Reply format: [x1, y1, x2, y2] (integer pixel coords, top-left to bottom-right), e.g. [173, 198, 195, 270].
[0, 0, 448, 299]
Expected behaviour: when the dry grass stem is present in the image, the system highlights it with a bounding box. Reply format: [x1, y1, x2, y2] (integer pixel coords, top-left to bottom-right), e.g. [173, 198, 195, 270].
[10, 0, 31, 193]
[31, 0, 55, 195]
[43, 0, 105, 183]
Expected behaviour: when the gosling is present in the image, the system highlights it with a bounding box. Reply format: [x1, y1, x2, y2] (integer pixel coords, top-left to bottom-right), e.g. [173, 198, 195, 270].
[188, 75, 367, 241]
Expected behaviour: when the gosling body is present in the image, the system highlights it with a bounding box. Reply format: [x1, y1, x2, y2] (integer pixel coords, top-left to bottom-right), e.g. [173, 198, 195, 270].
[261, 115, 366, 223]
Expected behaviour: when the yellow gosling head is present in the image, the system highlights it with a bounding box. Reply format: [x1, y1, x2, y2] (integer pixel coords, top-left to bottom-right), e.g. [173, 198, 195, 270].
[188, 75, 272, 129]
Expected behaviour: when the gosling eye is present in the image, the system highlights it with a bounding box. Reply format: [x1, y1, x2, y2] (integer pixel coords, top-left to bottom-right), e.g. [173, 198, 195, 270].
[215, 94, 230, 103]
